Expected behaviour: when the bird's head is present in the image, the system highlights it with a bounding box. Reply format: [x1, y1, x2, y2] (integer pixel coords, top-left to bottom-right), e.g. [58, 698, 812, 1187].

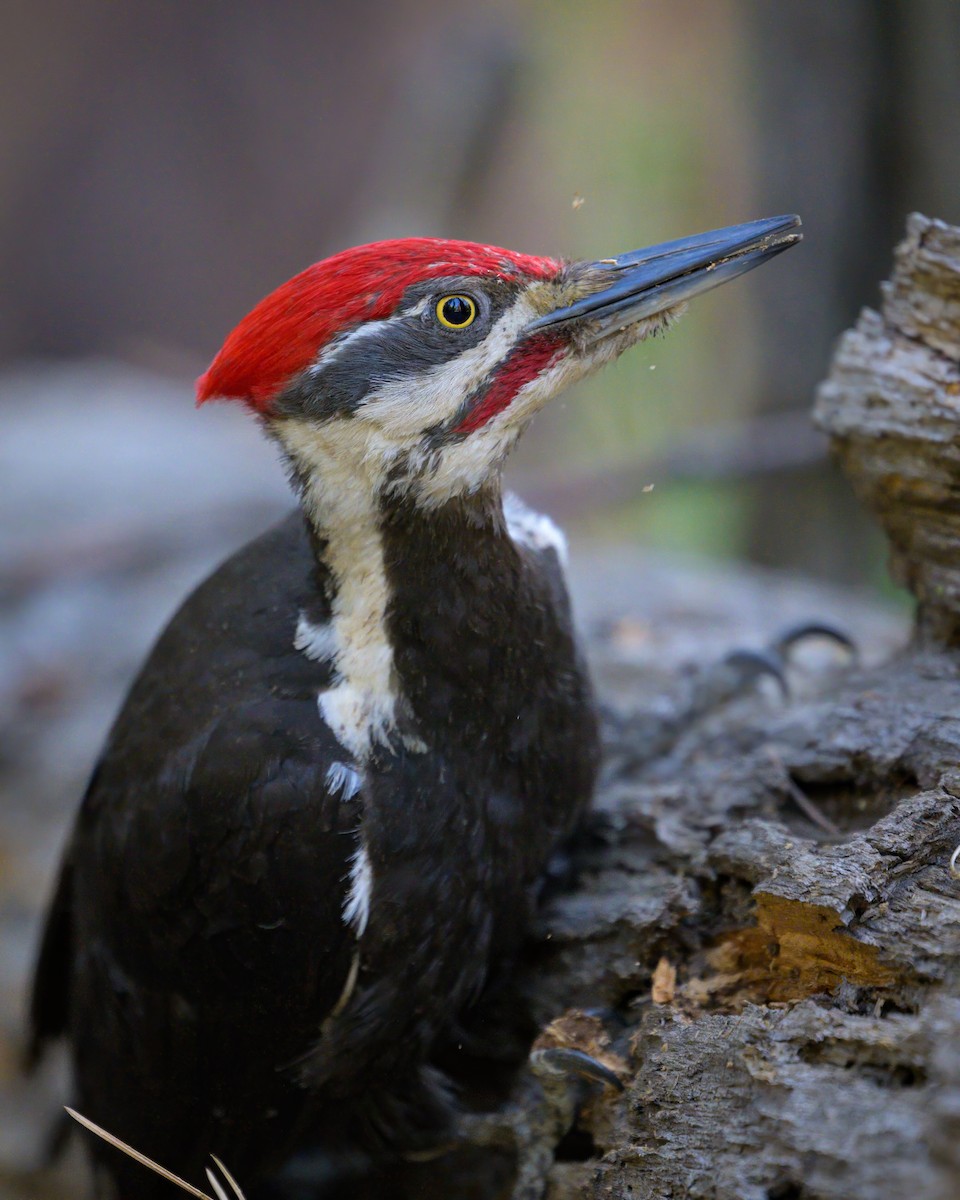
[198, 216, 800, 513]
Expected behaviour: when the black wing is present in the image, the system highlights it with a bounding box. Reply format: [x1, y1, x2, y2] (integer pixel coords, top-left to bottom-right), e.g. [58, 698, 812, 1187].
[33, 698, 362, 1188]
[28, 849, 74, 1066]
[28, 514, 365, 1184]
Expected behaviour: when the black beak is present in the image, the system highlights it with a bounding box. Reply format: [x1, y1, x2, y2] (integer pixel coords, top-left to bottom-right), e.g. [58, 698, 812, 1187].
[527, 214, 802, 341]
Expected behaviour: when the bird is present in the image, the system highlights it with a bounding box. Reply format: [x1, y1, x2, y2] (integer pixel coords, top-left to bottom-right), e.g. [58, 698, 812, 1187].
[28, 215, 801, 1198]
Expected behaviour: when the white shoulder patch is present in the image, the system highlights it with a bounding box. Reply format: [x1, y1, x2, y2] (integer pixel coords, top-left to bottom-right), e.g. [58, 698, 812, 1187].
[342, 843, 373, 937]
[504, 492, 569, 567]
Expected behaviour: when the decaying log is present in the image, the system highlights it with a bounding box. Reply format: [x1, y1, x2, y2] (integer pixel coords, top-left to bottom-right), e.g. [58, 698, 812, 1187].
[816, 214, 960, 642]
[503, 214, 960, 1200]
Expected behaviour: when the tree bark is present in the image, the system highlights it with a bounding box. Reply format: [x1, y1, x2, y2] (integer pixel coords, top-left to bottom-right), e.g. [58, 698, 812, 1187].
[509, 214, 960, 1200]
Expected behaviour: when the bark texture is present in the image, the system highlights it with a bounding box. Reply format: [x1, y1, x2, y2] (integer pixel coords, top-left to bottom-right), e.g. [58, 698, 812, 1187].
[511, 214, 960, 1200]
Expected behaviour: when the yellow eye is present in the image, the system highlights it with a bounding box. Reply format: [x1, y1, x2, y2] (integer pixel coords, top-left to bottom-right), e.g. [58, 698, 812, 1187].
[436, 295, 477, 329]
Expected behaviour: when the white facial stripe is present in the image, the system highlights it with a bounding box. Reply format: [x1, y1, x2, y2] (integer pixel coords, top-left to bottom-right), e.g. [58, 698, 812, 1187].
[355, 292, 539, 437]
[278, 290, 568, 512]
[269, 289, 671, 763]
[408, 323, 657, 508]
[343, 843, 373, 936]
[307, 301, 429, 377]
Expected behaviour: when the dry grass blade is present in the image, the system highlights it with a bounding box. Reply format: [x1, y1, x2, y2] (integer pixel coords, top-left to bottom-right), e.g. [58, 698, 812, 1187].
[205, 1166, 231, 1200]
[211, 1156, 246, 1200]
[783, 775, 841, 836]
[65, 1107, 225, 1200]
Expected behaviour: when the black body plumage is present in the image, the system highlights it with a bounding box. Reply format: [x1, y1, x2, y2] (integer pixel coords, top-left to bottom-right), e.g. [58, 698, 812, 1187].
[31, 498, 598, 1194]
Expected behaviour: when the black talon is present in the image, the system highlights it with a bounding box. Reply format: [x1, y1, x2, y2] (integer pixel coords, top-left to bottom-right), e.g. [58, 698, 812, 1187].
[771, 620, 858, 660]
[720, 648, 789, 698]
[457, 1042, 625, 1199]
[630, 619, 858, 777]
[682, 646, 789, 724]
[530, 1047, 625, 1093]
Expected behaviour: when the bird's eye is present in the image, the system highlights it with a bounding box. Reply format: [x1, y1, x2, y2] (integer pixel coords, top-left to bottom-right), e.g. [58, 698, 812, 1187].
[436, 295, 477, 329]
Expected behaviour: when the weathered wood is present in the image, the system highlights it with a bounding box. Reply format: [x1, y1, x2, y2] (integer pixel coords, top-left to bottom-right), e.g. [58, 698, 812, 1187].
[506, 215, 960, 1200]
[816, 214, 960, 642]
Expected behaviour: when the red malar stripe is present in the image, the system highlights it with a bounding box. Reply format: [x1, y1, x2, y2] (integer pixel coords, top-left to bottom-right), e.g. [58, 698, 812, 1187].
[455, 336, 565, 435]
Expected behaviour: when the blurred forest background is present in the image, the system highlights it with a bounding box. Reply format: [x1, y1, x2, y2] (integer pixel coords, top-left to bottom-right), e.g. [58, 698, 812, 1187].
[3, 1, 960, 579]
[1, 1, 960, 1191]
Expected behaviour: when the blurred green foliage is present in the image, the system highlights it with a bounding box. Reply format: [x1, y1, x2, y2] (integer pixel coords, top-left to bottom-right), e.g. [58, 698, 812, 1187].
[502, 2, 762, 561]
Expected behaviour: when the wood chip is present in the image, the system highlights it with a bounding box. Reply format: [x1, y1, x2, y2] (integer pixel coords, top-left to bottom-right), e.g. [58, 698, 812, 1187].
[651, 956, 677, 1005]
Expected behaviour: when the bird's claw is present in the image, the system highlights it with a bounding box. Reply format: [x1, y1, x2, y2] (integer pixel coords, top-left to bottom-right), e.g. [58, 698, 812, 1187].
[691, 619, 857, 718]
[770, 619, 857, 661]
[457, 1041, 624, 1200]
[529, 1046, 624, 1093]
[718, 647, 788, 699]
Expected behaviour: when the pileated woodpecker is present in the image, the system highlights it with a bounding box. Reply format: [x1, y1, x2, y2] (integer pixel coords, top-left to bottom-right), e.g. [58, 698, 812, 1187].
[30, 216, 800, 1197]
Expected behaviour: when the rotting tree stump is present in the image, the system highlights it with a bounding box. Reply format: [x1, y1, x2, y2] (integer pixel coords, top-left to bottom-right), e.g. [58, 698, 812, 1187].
[513, 214, 960, 1200]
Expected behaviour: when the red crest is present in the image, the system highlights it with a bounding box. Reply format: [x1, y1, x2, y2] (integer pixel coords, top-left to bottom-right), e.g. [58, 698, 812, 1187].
[196, 238, 559, 413]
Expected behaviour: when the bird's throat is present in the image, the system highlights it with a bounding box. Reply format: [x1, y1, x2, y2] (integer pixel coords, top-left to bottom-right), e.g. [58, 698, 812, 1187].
[299, 477, 517, 763]
[299, 484, 404, 762]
